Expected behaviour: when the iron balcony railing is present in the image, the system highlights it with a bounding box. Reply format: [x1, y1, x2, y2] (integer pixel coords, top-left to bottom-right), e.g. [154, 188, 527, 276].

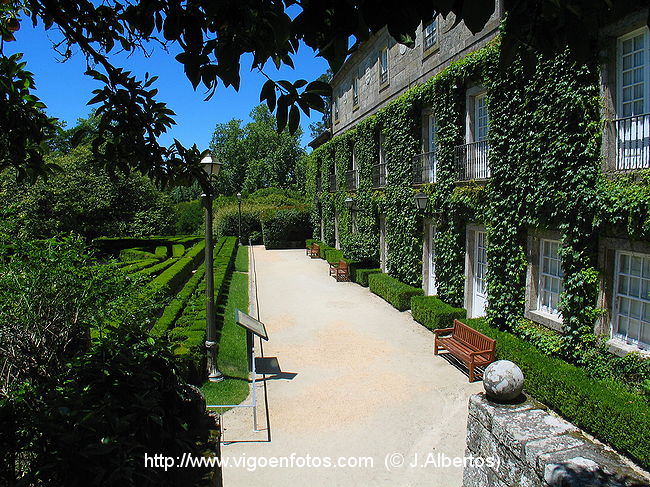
[412, 151, 437, 184]
[328, 173, 337, 192]
[346, 169, 358, 190]
[454, 140, 490, 181]
[372, 163, 387, 188]
[612, 113, 650, 171]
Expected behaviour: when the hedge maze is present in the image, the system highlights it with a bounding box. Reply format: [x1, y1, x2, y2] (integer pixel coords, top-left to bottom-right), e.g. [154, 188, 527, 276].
[95, 235, 241, 385]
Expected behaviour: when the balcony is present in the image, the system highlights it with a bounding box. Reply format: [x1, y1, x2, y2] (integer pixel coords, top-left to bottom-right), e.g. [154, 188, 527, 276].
[412, 151, 437, 184]
[610, 113, 650, 171]
[328, 173, 337, 192]
[346, 169, 358, 190]
[454, 140, 490, 181]
[372, 164, 387, 188]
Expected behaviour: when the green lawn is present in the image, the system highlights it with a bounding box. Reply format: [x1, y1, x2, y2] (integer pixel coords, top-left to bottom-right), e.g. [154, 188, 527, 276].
[200, 268, 250, 409]
[235, 245, 248, 272]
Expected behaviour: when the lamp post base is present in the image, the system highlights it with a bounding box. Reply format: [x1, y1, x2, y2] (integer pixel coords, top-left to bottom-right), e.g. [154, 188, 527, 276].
[206, 340, 224, 382]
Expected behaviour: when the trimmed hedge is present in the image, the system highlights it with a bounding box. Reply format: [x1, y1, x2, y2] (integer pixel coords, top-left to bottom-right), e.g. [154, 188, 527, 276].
[135, 257, 178, 277]
[171, 237, 238, 384]
[464, 318, 650, 470]
[261, 208, 312, 249]
[119, 248, 157, 261]
[324, 248, 344, 264]
[121, 258, 159, 273]
[411, 296, 467, 331]
[145, 240, 206, 298]
[94, 235, 201, 255]
[172, 244, 185, 257]
[318, 243, 334, 259]
[368, 273, 424, 311]
[354, 268, 382, 287]
[154, 246, 167, 258]
[150, 265, 206, 337]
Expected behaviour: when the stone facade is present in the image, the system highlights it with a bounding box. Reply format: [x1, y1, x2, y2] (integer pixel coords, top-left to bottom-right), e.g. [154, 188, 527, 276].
[464, 394, 650, 487]
[330, 3, 503, 137]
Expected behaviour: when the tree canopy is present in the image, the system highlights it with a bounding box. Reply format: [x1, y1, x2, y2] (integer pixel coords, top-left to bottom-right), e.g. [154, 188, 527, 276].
[210, 104, 305, 195]
[1, 0, 647, 185]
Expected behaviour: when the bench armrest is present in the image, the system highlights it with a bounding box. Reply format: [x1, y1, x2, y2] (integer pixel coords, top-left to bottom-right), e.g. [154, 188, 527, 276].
[433, 327, 455, 335]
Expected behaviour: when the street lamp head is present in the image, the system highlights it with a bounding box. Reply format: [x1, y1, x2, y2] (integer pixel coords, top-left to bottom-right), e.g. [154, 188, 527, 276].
[237, 192, 242, 201]
[414, 192, 428, 211]
[344, 197, 354, 210]
[200, 150, 222, 178]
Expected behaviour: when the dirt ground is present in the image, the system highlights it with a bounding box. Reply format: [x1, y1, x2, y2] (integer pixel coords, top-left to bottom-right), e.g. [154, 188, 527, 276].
[218, 247, 483, 486]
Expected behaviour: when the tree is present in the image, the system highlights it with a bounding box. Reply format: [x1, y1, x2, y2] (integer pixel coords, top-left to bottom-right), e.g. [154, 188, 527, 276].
[308, 69, 333, 140]
[1, 0, 646, 184]
[0, 144, 175, 240]
[209, 104, 305, 195]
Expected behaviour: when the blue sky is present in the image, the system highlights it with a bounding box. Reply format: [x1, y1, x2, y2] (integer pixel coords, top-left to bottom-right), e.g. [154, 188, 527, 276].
[6, 19, 330, 151]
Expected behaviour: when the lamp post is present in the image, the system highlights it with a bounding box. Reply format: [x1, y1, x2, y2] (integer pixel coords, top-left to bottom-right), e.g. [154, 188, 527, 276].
[200, 150, 224, 382]
[237, 192, 242, 246]
[344, 196, 354, 210]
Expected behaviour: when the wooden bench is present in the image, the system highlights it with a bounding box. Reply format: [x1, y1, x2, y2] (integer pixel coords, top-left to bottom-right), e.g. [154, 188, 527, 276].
[308, 244, 320, 259]
[334, 260, 350, 282]
[433, 319, 496, 382]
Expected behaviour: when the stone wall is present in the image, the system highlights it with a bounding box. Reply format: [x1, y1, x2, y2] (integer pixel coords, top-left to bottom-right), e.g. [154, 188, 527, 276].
[464, 393, 650, 487]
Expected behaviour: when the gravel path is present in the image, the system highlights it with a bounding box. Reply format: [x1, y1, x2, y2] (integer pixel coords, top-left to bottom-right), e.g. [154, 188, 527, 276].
[220, 246, 483, 486]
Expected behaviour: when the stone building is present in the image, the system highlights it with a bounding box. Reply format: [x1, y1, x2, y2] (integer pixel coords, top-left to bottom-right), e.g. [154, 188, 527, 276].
[308, 2, 650, 357]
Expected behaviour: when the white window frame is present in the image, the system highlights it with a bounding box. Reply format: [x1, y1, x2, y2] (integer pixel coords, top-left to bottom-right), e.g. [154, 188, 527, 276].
[379, 46, 389, 86]
[333, 92, 339, 122]
[474, 92, 489, 142]
[537, 239, 564, 317]
[423, 16, 438, 52]
[617, 27, 649, 118]
[426, 113, 437, 183]
[612, 250, 650, 350]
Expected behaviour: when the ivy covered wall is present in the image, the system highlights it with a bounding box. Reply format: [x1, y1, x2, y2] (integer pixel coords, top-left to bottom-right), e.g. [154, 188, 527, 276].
[306, 35, 650, 357]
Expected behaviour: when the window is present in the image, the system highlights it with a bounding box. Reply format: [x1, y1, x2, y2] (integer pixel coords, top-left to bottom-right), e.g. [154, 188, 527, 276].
[618, 28, 648, 118]
[613, 251, 650, 349]
[614, 28, 650, 170]
[423, 17, 438, 51]
[475, 93, 489, 142]
[379, 47, 389, 85]
[352, 75, 359, 107]
[538, 239, 564, 316]
[333, 93, 339, 122]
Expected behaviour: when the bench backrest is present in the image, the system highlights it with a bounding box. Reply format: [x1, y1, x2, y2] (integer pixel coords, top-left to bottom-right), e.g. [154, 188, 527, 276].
[313, 244, 320, 251]
[338, 260, 348, 270]
[452, 319, 495, 351]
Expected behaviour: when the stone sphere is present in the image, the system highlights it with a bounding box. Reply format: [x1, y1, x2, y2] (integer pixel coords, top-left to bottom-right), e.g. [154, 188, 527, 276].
[483, 360, 524, 402]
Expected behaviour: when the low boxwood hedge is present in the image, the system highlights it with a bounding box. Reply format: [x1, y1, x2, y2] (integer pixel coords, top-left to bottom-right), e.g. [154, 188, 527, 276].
[464, 317, 650, 470]
[368, 272, 424, 311]
[121, 258, 159, 273]
[324, 248, 344, 264]
[318, 244, 334, 259]
[171, 237, 238, 384]
[353, 268, 382, 287]
[411, 296, 466, 331]
[119, 248, 157, 262]
[154, 246, 167, 258]
[172, 244, 185, 257]
[136, 257, 178, 277]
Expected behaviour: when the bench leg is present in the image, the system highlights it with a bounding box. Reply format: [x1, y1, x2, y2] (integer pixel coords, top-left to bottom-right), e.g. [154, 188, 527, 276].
[469, 363, 475, 383]
[433, 339, 439, 355]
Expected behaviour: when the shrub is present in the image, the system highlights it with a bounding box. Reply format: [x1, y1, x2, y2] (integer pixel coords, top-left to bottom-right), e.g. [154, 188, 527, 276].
[136, 257, 178, 277]
[172, 244, 185, 257]
[119, 247, 157, 261]
[121, 258, 159, 273]
[354, 268, 382, 287]
[324, 248, 344, 264]
[173, 199, 203, 235]
[318, 243, 334, 259]
[146, 241, 205, 298]
[150, 266, 206, 337]
[155, 246, 168, 258]
[410, 296, 466, 330]
[215, 210, 262, 244]
[368, 273, 424, 311]
[261, 208, 312, 249]
[465, 318, 650, 470]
